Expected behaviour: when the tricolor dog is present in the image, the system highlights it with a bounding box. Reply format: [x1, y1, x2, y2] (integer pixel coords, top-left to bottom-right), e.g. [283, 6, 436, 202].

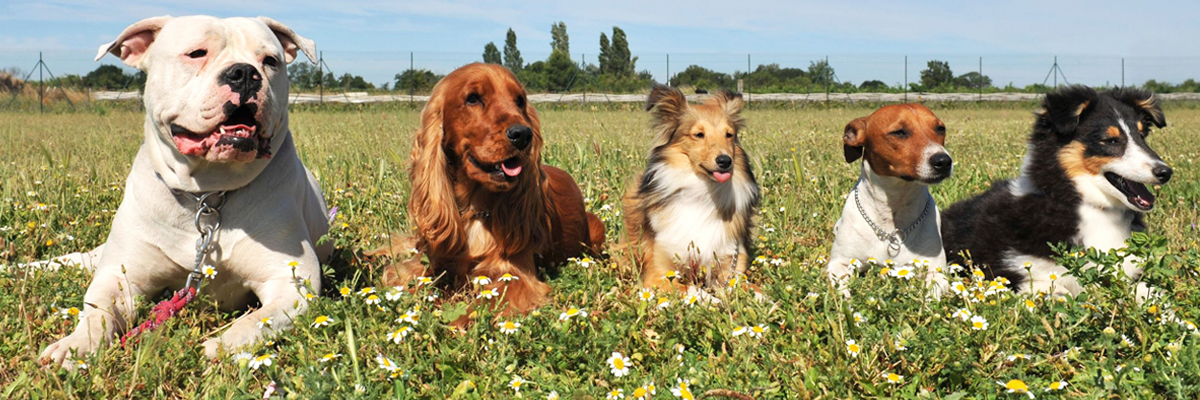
[36, 15, 331, 367]
[624, 85, 760, 292]
[827, 104, 953, 296]
[941, 86, 1172, 298]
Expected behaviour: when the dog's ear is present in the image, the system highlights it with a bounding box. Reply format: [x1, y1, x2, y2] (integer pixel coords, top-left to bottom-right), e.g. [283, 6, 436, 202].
[646, 84, 688, 120]
[712, 90, 745, 131]
[1110, 87, 1167, 130]
[1039, 85, 1098, 135]
[409, 77, 462, 257]
[96, 16, 173, 68]
[257, 16, 317, 64]
[843, 117, 868, 163]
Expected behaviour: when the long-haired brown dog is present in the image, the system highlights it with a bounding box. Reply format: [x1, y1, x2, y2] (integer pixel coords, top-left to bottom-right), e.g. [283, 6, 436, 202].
[379, 63, 604, 314]
[624, 85, 760, 292]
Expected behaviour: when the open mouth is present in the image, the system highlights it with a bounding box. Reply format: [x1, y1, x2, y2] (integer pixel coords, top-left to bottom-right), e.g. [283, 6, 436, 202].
[169, 104, 270, 161]
[1104, 172, 1155, 211]
[708, 168, 732, 183]
[469, 155, 523, 180]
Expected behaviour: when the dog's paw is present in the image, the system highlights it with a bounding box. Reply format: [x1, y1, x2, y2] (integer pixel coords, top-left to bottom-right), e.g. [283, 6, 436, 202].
[203, 327, 264, 359]
[40, 333, 100, 369]
[685, 285, 722, 305]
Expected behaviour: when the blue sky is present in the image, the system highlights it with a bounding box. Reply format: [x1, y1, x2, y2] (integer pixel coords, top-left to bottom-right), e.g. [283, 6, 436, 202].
[2, 0, 1198, 88]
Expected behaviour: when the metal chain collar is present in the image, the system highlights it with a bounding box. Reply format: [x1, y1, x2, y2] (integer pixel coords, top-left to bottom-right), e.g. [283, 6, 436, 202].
[171, 190, 228, 290]
[852, 184, 931, 256]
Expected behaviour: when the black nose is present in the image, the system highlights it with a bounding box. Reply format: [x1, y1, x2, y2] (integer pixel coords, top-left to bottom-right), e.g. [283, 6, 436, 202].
[507, 125, 533, 150]
[715, 154, 733, 171]
[1153, 164, 1173, 184]
[930, 153, 953, 174]
[220, 63, 262, 102]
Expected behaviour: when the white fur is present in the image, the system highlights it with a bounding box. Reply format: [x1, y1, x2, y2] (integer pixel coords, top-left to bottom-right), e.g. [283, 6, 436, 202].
[35, 16, 330, 368]
[1009, 144, 1038, 197]
[644, 162, 756, 269]
[827, 159, 948, 298]
[916, 144, 951, 182]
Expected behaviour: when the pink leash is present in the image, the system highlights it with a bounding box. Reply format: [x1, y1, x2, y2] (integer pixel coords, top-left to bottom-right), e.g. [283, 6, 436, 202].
[120, 286, 198, 346]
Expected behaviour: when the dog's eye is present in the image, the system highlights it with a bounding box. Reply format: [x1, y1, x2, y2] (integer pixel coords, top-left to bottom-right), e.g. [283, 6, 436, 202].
[936, 126, 946, 135]
[725, 132, 733, 139]
[889, 129, 908, 137]
[466, 93, 482, 106]
[1102, 137, 1121, 146]
[187, 49, 208, 59]
[263, 56, 279, 68]
[515, 95, 526, 109]
[695, 132, 705, 138]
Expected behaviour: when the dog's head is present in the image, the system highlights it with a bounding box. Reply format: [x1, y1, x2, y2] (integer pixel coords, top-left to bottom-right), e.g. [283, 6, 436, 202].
[98, 16, 315, 164]
[843, 103, 952, 184]
[1035, 85, 1172, 211]
[645, 84, 745, 184]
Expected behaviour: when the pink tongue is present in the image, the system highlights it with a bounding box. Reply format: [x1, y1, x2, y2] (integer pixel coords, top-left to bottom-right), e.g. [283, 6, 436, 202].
[501, 161, 523, 177]
[713, 171, 732, 183]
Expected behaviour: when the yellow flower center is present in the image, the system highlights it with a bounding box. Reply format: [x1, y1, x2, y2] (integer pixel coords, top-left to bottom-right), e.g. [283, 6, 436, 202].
[848, 344, 860, 353]
[1005, 379, 1029, 392]
[752, 326, 764, 333]
[613, 358, 625, 369]
[633, 388, 646, 397]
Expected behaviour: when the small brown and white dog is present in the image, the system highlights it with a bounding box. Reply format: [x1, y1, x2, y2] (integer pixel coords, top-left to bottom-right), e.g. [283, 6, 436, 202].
[624, 85, 760, 292]
[826, 104, 953, 297]
[377, 63, 604, 314]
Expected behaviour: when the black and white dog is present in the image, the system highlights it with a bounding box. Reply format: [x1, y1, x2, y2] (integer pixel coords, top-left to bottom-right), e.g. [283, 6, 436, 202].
[941, 85, 1173, 297]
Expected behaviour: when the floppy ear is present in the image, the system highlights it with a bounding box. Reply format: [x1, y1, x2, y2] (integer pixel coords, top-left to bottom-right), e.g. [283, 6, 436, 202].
[1039, 85, 1098, 135]
[843, 117, 867, 163]
[408, 78, 462, 256]
[96, 16, 172, 69]
[646, 84, 688, 148]
[1110, 87, 1167, 129]
[257, 16, 317, 64]
[712, 90, 745, 131]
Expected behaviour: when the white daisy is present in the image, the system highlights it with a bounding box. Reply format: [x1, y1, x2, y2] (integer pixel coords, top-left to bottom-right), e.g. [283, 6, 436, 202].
[607, 351, 632, 377]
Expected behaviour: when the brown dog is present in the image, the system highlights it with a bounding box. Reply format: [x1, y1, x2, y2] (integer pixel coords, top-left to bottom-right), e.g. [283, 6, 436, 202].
[378, 63, 604, 314]
[624, 85, 760, 292]
[826, 103, 952, 297]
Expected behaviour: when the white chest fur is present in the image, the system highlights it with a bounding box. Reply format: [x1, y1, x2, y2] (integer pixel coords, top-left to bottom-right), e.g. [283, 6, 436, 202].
[645, 164, 753, 267]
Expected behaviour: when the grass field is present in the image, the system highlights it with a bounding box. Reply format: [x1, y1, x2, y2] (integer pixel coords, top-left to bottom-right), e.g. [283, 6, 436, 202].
[2, 102, 1199, 399]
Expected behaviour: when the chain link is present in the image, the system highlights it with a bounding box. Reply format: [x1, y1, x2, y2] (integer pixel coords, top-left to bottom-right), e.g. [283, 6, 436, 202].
[852, 184, 931, 256]
[180, 191, 227, 290]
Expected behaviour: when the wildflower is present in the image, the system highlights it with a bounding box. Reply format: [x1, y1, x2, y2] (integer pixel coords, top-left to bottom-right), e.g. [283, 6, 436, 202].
[683, 294, 699, 307]
[310, 315, 333, 328]
[755, 255, 768, 265]
[357, 286, 376, 296]
[257, 317, 273, 329]
[497, 320, 522, 335]
[365, 294, 381, 305]
[425, 292, 439, 302]
[972, 269, 986, 279]
[399, 309, 421, 325]
[770, 257, 786, 266]
[849, 258, 862, 269]
[894, 337, 907, 351]
[385, 288, 405, 301]
[478, 289, 498, 299]
[853, 312, 867, 326]
[732, 326, 748, 336]
[1121, 335, 1135, 347]
[249, 353, 275, 370]
[319, 353, 341, 363]
[728, 274, 741, 289]
[57, 306, 81, 320]
[1006, 354, 1031, 362]
[305, 292, 316, 301]
[1024, 299, 1036, 311]
[890, 264, 915, 280]
[638, 288, 655, 302]
[376, 353, 399, 372]
[748, 324, 768, 338]
[202, 265, 218, 279]
[607, 389, 625, 399]
[578, 257, 594, 268]
[498, 273, 518, 282]
[656, 297, 671, 309]
[806, 292, 820, 300]
[559, 307, 587, 321]
[952, 308, 973, 321]
[671, 378, 695, 399]
[472, 276, 492, 285]
[882, 372, 903, 384]
[970, 315, 990, 331]
[867, 257, 878, 265]
[846, 339, 861, 357]
[664, 270, 678, 281]
[387, 326, 412, 343]
[73, 359, 88, 370]
[1044, 380, 1068, 392]
[547, 391, 560, 400]
[339, 286, 351, 297]
[997, 379, 1034, 398]
[950, 281, 969, 296]
[1048, 271, 1059, 281]
[631, 381, 657, 399]
[510, 376, 527, 393]
[608, 351, 632, 377]
[417, 277, 434, 286]
[948, 263, 964, 273]
[878, 267, 892, 277]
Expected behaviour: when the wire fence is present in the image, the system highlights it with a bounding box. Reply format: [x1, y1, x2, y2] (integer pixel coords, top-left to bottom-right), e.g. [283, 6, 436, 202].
[5, 49, 1200, 108]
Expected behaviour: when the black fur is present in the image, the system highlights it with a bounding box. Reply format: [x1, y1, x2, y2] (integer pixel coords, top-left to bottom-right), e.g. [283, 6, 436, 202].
[941, 85, 1166, 287]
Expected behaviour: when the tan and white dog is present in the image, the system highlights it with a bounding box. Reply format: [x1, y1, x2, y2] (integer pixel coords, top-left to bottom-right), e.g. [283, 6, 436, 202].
[35, 15, 331, 367]
[826, 104, 952, 297]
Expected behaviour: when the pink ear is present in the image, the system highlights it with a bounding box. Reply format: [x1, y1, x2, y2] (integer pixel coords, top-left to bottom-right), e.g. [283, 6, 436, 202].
[96, 16, 172, 68]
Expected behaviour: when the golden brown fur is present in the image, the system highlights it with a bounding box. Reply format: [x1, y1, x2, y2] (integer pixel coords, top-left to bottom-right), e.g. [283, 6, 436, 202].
[623, 85, 759, 292]
[376, 63, 603, 314]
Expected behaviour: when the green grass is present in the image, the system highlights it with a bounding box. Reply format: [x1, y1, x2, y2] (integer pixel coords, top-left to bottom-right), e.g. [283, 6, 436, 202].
[2, 103, 1200, 399]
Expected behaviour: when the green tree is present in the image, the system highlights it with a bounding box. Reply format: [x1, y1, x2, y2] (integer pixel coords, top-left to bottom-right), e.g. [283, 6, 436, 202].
[598, 33, 611, 74]
[672, 65, 734, 89]
[859, 80, 890, 92]
[288, 62, 334, 90]
[394, 69, 443, 93]
[954, 71, 992, 90]
[920, 60, 954, 90]
[84, 64, 140, 90]
[550, 22, 569, 55]
[482, 42, 502, 64]
[807, 60, 835, 88]
[607, 27, 636, 77]
[337, 73, 374, 90]
[545, 50, 578, 92]
[503, 28, 523, 73]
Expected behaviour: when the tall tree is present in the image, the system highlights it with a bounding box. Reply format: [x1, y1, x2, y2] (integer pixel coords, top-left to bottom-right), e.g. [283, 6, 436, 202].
[550, 22, 569, 55]
[921, 60, 954, 89]
[807, 59, 835, 87]
[503, 28, 523, 72]
[598, 33, 611, 74]
[482, 42, 502, 64]
[609, 27, 637, 77]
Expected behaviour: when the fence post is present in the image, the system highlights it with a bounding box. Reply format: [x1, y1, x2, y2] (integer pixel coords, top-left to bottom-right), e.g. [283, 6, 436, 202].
[1121, 58, 1125, 87]
[410, 52, 414, 105]
[746, 54, 751, 106]
[666, 53, 670, 86]
[978, 56, 983, 102]
[904, 55, 908, 102]
[317, 51, 323, 105]
[38, 52, 44, 113]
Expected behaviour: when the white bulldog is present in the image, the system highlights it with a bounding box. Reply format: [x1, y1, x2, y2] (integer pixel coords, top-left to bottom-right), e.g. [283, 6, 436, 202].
[37, 15, 331, 367]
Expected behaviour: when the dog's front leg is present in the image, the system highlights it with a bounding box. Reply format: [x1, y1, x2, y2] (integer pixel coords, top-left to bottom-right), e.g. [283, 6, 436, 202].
[41, 266, 145, 367]
[474, 250, 549, 315]
[202, 271, 314, 358]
